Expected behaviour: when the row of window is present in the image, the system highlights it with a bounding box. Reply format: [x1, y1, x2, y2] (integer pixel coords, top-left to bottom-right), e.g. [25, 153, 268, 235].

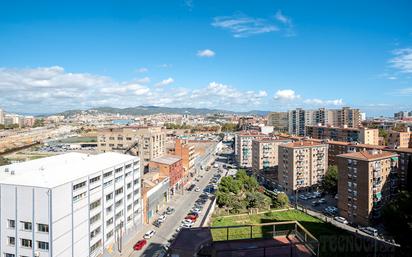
[7, 220, 48, 233]
[7, 237, 49, 250]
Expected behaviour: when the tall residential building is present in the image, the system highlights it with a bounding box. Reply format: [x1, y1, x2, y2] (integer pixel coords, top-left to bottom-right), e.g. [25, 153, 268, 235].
[337, 150, 399, 225]
[97, 126, 166, 171]
[234, 131, 267, 168]
[387, 129, 412, 148]
[288, 108, 306, 136]
[175, 139, 197, 184]
[278, 141, 328, 193]
[266, 112, 289, 132]
[394, 111, 410, 120]
[251, 138, 291, 172]
[337, 107, 361, 128]
[305, 125, 379, 144]
[0, 152, 142, 257]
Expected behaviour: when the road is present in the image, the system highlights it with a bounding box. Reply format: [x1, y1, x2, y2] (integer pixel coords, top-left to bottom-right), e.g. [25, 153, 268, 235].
[128, 156, 228, 256]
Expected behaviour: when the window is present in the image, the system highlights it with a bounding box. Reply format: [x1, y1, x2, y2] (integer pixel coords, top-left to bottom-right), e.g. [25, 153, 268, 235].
[103, 180, 113, 188]
[127, 182, 132, 189]
[90, 199, 101, 210]
[115, 210, 123, 219]
[21, 221, 32, 231]
[125, 171, 132, 178]
[134, 188, 139, 195]
[106, 217, 114, 226]
[73, 192, 86, 202]
[4, 254, 14, 257]
[90, 240, 102, 253]
[115, 187, 124, 196]
[115, 167, 123, 173]
[37, 224, 49, 233]
[21, 239, 32, 248]
[8, 236, 15, 245]
[90, 213, 100, 224]
[115, 176, 123, 183]
[90, 226, 101, 239]
[89, 176, 101, 184]
[133, 178, 139, 185]
[37, 241, 49, 250]
[127, 204, 132, 211]
[73, 181, 86, 191]
[8, 219, 15, 228]
[125, 164, 132, 169]
[106, 193, 113, 201]
[107, 230, 114, 239]
[115, 199, 123, 208]
[127, 193, 132, 200]
[103, 171, 113, 178]
[106, 205, 113, 213]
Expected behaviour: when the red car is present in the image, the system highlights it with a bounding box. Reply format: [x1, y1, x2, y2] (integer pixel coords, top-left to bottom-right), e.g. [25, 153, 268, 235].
[185, 215, 197, 221]
[133, 240, 147, 250]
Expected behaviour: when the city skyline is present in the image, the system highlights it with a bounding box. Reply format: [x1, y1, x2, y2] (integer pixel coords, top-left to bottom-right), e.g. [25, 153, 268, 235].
[0, 0, 412, 115]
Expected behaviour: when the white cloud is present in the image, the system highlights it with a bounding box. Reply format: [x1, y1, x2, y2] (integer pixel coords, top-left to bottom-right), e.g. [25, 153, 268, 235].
[136, 77, 150, 84]
[137, 67, 148, 73]
[398, 87, 412, 95]
[274, 89, 300, 101]
[197, 49, 216, 57]
[212, 14, 278, 38]
[155, 77, 174, 88]
[275, 10, 295, 37]
[303, 98, 344, 106]
[389, 47, 412, 73]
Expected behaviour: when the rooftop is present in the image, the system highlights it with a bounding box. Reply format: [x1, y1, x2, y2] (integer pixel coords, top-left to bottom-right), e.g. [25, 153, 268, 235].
[282, 141, 327, 148]
[0, 152, 137, 188]
[151, 155, 181, 165]
[337, 150, 398, 161]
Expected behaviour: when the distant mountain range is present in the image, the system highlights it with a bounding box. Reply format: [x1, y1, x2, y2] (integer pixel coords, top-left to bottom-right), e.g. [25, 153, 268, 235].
[58, 106, 270, 117]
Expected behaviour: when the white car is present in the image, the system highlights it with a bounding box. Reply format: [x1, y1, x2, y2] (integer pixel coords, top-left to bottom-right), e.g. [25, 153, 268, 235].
[192, 208, 202, 213]
[334, 216, 348, 224]
[194, 187, 201, 192]
[158, 215, 166, 222]
[182, 219, 194, 225]
[143, 230, 156, 239]
[180, 223, 192, 228]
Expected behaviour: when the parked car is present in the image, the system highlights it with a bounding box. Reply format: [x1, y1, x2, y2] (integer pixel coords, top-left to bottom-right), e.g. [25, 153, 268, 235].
[158, 215, 166, 223]
[188, 212, 199, 217]
[334, 216, 348, 224]
[180, 223, 192, 228]
[192, 208, 201, 213]
[166, 207, 175, 215]
[318, 198, 326, 204]
[312, 200, 320, 206]
[143, 230, 156, 239]
[194, 187, 201, 192]
[153, 220, 162, 228]
[185, 215, 197, 221]
[187, 184, 196, 191]
[133, 240, 147, 250]
[182, 219, 194, 225]
[360, 226, 378, 237]
[299, 195, 308, 200]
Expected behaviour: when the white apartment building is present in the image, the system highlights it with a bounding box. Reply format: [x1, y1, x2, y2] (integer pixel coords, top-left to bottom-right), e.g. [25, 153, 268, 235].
[0, 152, 142, 257]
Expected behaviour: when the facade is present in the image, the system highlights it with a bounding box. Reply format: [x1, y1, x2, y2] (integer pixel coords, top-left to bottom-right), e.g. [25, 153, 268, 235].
[278, 141, 328, 193]
[337, 151, 399, 225]
[149, 155, 183, 196]
[142, 172, 169, 224]
[0, 152, 142, 257]
[266, 112, 289, 132]
[234, 131, 267, 168]
[97, 126, 166, 171]
[394, 111, 410, 120]
[387, 129, 412, 148]
[251, 138, 291, 172]
[175, 139, 197, 184]
[0, 108, 4, 125]
[288, 108, 306, 136]
[305, 125, 378, 144]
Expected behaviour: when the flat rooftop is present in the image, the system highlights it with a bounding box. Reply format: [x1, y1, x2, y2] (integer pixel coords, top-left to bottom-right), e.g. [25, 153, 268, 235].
[151, 155, 181, 165]
[282, 141, 327, 148]
[0, 152, 137, 188]
[337, 150, 397, 161]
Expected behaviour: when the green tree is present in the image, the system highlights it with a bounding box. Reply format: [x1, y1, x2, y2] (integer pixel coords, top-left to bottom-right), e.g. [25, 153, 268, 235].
[33, 118, 45, 128]
[382, 191, 412, 255]
[274, 192, 289, 208]
[218, 176, 242, 194]
[0, 156, 11, 166]
[246, 191, 271, 209]
[378, 129, 388, 145]
[321, 165, 338, 194]
[221, 123, 238, 132]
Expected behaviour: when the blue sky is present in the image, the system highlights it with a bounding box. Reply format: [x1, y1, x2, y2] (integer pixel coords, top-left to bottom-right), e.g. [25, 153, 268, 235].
[0, 0, 411, 116]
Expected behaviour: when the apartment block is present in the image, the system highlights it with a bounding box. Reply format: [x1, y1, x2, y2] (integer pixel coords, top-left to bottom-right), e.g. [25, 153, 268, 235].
[288, 108, 306, 136]
[278, 141, 328, 193]
[251, 138, 291, 172]
[97, 126, 166, 171]
[0, 152, 142, 257]
[142, 172, 169, 224]
[387, 129, 412, 148]
[175, 139, 197, 184]
[234, 131, 267, 168]
[266, 112, 289, 132]
[337, 151, 399, 225]
[0, 109, 5, 125]
[149, 155, 183, 197]
[305, 125, 378, 144]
